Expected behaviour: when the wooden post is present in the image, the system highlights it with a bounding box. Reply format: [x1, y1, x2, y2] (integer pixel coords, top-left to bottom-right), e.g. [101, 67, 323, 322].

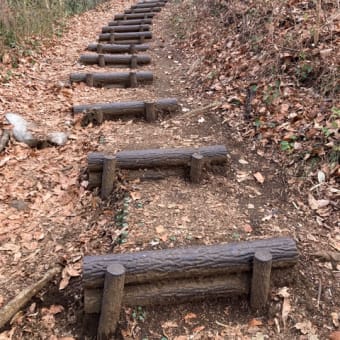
[97, 44, 104, 53]
[93, 109, 104, 125]
[110, 34, 115, 43]
[250, 250, 272, 310]
[86, 73, 94, 87]
[129, 71, 137, 88]
[140, 35, 145, 44]
[145, 101, 156, 122]
[97, 263, 126, 340]
[130, 55, 138, 68]
[98, 54, 105, 67]
[190, 153, 204, 183]
[101, 156, 116, 200]
[129, 44, 136, 54]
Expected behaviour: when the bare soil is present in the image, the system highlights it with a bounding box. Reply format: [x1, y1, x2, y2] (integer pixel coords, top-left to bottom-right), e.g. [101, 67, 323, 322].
[0, 0, 339, 340]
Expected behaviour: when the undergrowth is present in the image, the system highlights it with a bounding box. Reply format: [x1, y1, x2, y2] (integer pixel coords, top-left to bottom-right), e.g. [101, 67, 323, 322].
[0, 0, 108, 57]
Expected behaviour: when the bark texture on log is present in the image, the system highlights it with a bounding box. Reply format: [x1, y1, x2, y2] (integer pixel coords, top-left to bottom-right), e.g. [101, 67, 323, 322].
[83, 237, 298, 289]
[87, 43, 149, 53]
[124, 7, 161, 13]
[102, 24, 150, 33]
[73, 98, 179, 116]
[99, 31, 152, 42]
[108, 19, 153, 26]
[132, 2, 165, 8]
[101, 156, 116, 200]
[97, 264, 125, 339]
[79, 54, 151, 66]
[88, 168, 186, 189]
[85, 273, 249, 313]
[190, 153, 204, 183]
[70, 71, 153, 88]
[0, 129, 10, 153]
[114, 13, 155, 20]
[87, 145, 227, 172]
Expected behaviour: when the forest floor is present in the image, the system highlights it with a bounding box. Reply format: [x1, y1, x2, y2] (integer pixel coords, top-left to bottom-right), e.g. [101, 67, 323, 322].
[0, 0, 339, 339]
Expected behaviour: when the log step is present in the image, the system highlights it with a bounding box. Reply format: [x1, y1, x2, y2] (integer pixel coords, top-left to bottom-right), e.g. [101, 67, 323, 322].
[131, 2, 166, 8]
[79, 54, 151, 67]
[99, 31, 152, 43]
[114, 13, 155, 20]
[108, 19, 153, 26]
[73, 97, 179, 118]
[70, 71, 153, 88]
[83, 236, 298, 313]
[88, 145, 228, 172]
[87, 145, 227, 188]
[102, 24, 150, 33]
[124, 7, 161, 13]
[87, 43, 149, 54]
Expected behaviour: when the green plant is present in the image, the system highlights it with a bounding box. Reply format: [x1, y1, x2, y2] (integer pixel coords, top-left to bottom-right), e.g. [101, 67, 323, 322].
[132, 306, 146, 322]
[263, 80, 281, 106]
[280, 140, 294, 151]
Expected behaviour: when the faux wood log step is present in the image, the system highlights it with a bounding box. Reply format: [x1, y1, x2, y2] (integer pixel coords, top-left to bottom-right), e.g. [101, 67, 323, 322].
[131, 2, 166, 8]
[88, 168, 186, 188]
[70, 71, 153, 88]
[83, 237, 298, 312]
[124, 7, 161, 13]
[79, 54, 151, 67]
[102, 24, 150, 33]
[87, 43, 149, 54]
[108, 19, 153, 26]
[99, 31, 152, 43]
[114, 13, 155, 20]
[88, 145, 228, 172]
[73, 98, 179, 116]
[85, 273, 249, 313]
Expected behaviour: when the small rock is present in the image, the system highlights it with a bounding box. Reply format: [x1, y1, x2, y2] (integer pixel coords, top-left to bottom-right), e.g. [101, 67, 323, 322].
[10, 199, 29, 211]
[47, 132, 69, 146]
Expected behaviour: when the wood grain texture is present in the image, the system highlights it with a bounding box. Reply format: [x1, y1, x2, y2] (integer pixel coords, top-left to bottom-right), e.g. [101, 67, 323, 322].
[124, 7, 161, 13]
[102, 24, 150, 33]
[73, 98, 178, 115]
[87, 145, 227, 172]
[70, 71, 153, 88]
[99, 31, 152, 42]
[87, 43, 149, 53]
[85, 273, 249, 313]
[114, 13, 155, 20]
[79, 54, 151, 66]
[83, 237, 298, 289]
[108, 19, 153, 26]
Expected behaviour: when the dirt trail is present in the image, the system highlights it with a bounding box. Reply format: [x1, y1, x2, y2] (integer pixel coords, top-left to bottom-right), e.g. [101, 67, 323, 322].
[0, 0, 338, 339]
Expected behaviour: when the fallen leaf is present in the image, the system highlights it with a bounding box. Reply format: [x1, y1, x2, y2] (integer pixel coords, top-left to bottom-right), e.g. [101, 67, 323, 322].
[330, 331, 340, 340]
[184, 312, 197, 322]
[331, 312, 339, 327]
[193, 325, 205, 333]
[162, 321, 178, 328]
[239, 158, 249, 164]
[48, 305, 64, 315]
[278, 287, 291, 329]
[308, 194, 330, 210]
[254, 172, 265, 184]
[248, 318, 263, 327]
[155, 225, 166, 234]
[243, 224, 253, 233]
[294, 320, 315, 335]
[130, 191, 141, 200]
